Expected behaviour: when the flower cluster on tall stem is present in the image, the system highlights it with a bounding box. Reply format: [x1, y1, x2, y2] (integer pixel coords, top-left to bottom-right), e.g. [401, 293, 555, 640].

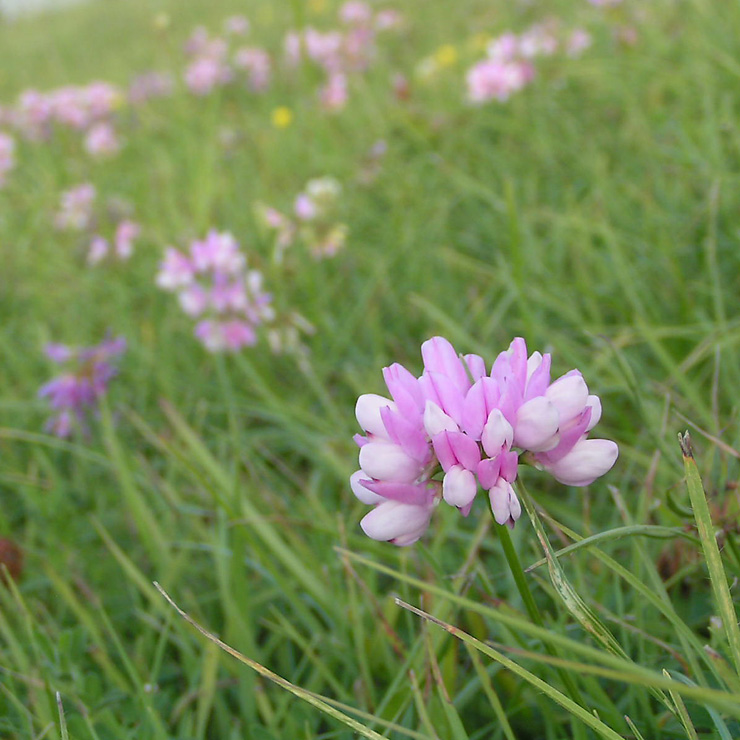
[351, 337, 618, 545]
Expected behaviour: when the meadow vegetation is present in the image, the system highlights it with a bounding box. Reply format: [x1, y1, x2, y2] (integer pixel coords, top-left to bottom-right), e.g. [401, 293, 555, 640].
[1, 0, 740, 738]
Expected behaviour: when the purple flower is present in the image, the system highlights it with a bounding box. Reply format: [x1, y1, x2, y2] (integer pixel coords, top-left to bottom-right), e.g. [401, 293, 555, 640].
[351, 337, 618, 545]
[39, 335, 126, 437]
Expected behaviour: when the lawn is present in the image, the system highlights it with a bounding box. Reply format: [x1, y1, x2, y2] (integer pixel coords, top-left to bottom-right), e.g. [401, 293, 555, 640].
[2, 0, 740, 738]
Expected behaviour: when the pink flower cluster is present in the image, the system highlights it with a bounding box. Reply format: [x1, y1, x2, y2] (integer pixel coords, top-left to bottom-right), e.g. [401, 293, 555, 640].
[39, 336, 126, 438]
[54, 184, 141, 265]
[183, 21, 272, 96]
[284, 2, 402, 112]
[0, 132, 15, 188]
[156, 231, 274, 352]
[5, 82, 122, 150]
[466, 22, 592, 104]
[351, 337, 618, 546]
[257, 176, 347, 261]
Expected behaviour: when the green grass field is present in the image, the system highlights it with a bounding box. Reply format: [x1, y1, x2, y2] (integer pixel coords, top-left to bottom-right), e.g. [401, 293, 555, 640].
[2, 0, 740, 738]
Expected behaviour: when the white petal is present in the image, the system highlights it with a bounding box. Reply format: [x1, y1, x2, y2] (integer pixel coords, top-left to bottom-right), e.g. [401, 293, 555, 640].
[360, 500, 432, 542]
[481, 409, 514, 457]
[355, 394, 396, 437]
[488, 478, 516, 525]
[546, 374, 589, 425]
[585, 395, 602, 431]
[514, 396, 559, 452]
[423, 400, 459, 437]
[546, 438, 618, 486]
[442, 465, 478, 508]
[359, 440, 422, 483]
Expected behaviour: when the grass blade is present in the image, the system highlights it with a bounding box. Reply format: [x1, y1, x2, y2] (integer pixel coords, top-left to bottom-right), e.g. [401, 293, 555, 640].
[680, 432, 740, 675]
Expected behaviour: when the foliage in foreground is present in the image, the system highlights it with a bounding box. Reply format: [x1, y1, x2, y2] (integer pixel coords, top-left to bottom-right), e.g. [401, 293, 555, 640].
[2, 0, 740, 738]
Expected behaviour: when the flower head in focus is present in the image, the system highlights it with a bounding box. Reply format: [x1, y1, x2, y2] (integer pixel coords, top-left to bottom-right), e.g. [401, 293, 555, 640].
[351, 337, 618, 545]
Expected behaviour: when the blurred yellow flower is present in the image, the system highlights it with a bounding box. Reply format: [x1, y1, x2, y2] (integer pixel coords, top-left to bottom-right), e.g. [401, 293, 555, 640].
[271, 107, 294, 129]
[153, 12, 170, 31]
[309, 0, 328, 13]
[434, 44, 458, 68]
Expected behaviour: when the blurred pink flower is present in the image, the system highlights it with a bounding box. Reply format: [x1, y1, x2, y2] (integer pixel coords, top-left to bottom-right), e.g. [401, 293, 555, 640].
[0, 132, 15, 187]
[84, 122, 120, 158]
[466, 59, 534, 103]
[233, 47, 271, 91]
[114, 220, 140, 259]
[55, 184, 96, 231]
[184, 56, 233, 95]
[567, 29, 592, 57]
[157, 231, 273, 353]
[224, 15, 250, 35]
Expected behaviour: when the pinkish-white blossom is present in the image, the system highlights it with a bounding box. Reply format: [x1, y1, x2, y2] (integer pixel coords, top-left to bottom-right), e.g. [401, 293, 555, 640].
[157, 231, 273, 353]
[351, 337, 618, 544]
[55, 184, 96, 231]
[84, 122, 120, 158]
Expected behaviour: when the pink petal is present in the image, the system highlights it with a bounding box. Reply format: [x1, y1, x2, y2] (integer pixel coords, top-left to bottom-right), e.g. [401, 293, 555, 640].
[421, 336, 470, 391]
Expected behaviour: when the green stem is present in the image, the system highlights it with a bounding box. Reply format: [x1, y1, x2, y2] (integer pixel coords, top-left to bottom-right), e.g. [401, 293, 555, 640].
[497, 522, 543, 627]
[493, 509, 588, 718]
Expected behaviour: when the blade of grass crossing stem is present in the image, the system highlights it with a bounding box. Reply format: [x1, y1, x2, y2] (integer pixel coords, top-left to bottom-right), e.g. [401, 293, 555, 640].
[531, 515, 714, 685]
[395, 598, 625, 740]
[680, 432, 740, 675]
[663, 670, 699, 740]
[337, 548, 740, 717]
[154, 582, 402, 740]
[519, 485, 676, 712]
[525, 525, 698, 572]
[518, 484, 630, 661]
